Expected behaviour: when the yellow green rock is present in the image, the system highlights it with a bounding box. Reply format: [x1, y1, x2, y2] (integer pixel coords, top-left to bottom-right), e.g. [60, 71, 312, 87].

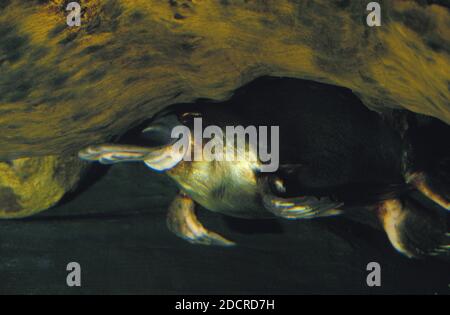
[0, 155, 86, 218]
[0, 0, 449, 159]
[0, 0, 449, 216]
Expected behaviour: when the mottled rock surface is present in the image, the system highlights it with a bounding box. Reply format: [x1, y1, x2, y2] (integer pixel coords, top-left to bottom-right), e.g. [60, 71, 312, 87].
[0, 155, 86, 218]
[0, 0, 449, 216]
[0, 0, 449, 159]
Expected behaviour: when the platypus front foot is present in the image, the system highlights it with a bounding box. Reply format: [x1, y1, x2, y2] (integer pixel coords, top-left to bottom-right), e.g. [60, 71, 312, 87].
[167, 192, 236, 246]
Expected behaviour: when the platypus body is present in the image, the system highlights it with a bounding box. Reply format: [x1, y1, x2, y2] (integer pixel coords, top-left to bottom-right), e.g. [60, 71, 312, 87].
[80, 77, 449, 258]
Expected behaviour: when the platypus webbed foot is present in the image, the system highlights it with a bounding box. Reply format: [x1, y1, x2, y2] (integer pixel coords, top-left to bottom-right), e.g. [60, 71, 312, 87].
[167, 192, 235, 246]
[406, 172, 450, 211]
[377, 198, 449, 258]
[260, 177, 343, 219]
[262, 189, 343, 220]
[263, 194, 343, 219]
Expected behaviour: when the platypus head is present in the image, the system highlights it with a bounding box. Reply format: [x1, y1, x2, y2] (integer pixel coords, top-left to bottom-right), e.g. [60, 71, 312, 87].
[79, 110, 193, 172]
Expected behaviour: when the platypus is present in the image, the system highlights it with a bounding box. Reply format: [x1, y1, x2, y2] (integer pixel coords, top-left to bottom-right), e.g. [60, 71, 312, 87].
[79, 77, 449, 258]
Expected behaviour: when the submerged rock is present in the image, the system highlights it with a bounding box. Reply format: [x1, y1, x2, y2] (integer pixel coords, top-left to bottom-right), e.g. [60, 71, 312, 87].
[0, 0, 449, 159]
[0, 0, 449, 215]
[0, 155, 86, 218]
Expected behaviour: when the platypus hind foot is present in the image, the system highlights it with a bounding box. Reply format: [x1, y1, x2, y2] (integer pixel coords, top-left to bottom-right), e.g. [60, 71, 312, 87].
[167, 192, 235, 246]
[377, 198, 448, 258]
[406, 171, 450, 211]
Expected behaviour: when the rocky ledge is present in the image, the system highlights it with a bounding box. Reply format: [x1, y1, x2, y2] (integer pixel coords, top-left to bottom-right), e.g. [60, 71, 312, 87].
[0, 0, 449, 216]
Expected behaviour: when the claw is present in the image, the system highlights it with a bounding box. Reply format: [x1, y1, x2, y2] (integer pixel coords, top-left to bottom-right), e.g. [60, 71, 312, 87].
[425, 244, 450, 256]
[167, 192, 235, 246]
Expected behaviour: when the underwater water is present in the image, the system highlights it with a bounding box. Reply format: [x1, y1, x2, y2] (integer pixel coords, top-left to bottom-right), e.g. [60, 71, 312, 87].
[0, 77, 448, 295]
[2, 0, 450, 300]
[0, 162, 449, 294]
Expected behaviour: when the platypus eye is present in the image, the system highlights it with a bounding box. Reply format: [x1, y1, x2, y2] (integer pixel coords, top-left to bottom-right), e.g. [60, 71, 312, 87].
[140, 114, 181, 146]
[179, 112, 202, 124]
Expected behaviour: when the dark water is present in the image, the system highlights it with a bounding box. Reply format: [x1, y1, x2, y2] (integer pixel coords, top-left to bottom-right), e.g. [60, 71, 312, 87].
[0, 162, 448, 294]
[0, 78, 449, 295]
